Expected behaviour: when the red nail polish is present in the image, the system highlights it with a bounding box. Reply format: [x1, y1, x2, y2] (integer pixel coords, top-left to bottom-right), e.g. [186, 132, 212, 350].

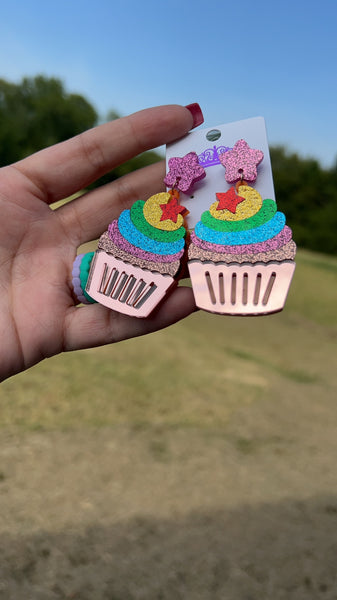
[185, 103, 204, 129]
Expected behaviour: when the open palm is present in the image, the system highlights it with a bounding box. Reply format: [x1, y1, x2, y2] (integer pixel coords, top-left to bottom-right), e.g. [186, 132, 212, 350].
[0, 105, 198, 381]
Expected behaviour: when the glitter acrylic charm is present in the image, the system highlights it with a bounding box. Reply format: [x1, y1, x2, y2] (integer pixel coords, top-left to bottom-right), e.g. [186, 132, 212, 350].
[83, 154, 205, 317]
[188, 137, 296, 315]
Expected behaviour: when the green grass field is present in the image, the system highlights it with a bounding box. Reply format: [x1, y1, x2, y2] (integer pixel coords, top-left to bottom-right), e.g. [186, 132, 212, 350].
[1, 248, 336, 431]
[1, 247, 337, 599]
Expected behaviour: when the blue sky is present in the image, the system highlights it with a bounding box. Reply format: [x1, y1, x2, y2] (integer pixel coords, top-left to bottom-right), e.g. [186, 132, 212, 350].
[0, 0, 336, 167]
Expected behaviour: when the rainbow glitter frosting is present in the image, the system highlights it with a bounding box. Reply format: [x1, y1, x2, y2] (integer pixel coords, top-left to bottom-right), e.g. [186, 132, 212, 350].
[85, 192, 188, 316]
[98, 192, 186, 276]
[188, 184, 296, 315]
[188, 185, 296, 264]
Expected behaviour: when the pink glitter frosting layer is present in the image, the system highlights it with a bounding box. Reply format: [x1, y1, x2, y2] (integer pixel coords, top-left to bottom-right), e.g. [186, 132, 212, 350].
[190, 226, 292, 255]
[108, 220, 184, 264]
[98, 233, 180, 276]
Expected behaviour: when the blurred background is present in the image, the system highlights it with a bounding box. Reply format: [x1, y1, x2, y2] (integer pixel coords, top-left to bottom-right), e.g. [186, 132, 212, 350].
[0, 1, 336, 598]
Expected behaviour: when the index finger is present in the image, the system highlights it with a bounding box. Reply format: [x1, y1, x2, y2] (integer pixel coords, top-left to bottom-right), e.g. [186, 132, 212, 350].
[14, 104, 203, 204]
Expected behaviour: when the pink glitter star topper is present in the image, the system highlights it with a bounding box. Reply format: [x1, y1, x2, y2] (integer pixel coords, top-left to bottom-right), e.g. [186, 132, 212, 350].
[219, 139, 264, 184]
[164, 151, 206, 193]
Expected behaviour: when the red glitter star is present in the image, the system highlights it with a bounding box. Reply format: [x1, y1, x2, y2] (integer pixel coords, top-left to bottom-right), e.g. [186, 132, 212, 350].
[216, 187, 245, 213]
[160, 198, 188, 223]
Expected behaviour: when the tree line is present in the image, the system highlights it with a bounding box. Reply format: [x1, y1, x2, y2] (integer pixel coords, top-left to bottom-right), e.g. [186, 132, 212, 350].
[0, 76, 336, 255]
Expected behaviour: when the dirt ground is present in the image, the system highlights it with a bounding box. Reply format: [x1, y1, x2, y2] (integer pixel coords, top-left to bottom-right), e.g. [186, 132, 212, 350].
[0, 383, 336, 600]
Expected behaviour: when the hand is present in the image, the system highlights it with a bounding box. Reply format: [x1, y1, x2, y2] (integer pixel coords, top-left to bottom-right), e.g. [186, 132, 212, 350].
[0, 104, 202, 381]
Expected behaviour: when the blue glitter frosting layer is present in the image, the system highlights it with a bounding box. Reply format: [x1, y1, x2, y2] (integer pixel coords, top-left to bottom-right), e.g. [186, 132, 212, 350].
[118, 210, 185, 255]
[194, 212, 286, 246]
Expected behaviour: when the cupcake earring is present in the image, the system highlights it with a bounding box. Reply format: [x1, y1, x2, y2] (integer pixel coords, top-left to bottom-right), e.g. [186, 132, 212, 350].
[188, 139, 296, 315]
[81, 152, 205, 317]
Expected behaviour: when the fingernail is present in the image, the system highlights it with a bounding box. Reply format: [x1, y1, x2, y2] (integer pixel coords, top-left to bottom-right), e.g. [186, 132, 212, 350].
[185, 103, 204, 129]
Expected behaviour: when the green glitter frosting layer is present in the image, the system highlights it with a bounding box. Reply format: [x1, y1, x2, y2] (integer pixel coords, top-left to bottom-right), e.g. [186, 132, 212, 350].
[201, 199, 277, 232]
[80, 252, 95, 303]
[130, 200, 186, 243]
